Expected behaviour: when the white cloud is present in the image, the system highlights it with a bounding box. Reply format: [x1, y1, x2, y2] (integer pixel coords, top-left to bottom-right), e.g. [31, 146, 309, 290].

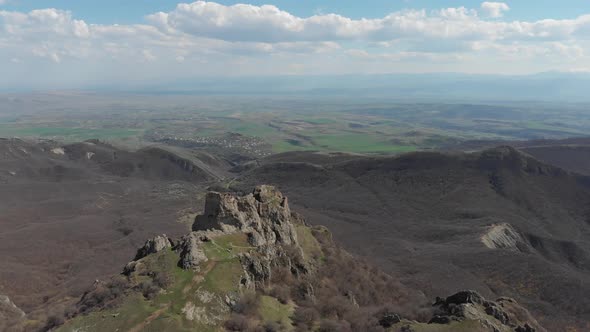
[0, 1, 590, 87]
[144, 2, 590, 45]
[480, 2, 510, 18]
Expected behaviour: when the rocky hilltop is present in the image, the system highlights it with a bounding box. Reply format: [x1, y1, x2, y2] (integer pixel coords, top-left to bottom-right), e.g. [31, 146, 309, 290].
[233, 147, 590, 330]
[43, 186, 545, 332]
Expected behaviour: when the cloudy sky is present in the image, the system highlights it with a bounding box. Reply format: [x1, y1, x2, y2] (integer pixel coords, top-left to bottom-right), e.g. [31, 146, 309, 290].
[1, 1, 589, 88]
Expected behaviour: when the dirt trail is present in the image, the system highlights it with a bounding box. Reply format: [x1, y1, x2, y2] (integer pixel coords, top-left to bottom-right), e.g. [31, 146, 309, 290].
[128, 303, 171, 332]
[183, 260, 217, 295]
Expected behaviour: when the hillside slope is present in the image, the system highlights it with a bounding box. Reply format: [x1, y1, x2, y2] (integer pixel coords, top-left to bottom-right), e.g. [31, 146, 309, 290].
[0, 139, 232, 325]
[37, 186, 544, 332]
[232, 147, 590, 331]
[520, 145, 590, 176]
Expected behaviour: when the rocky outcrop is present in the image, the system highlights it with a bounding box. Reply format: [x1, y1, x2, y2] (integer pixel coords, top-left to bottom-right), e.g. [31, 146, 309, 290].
[238, 242, 308, 289]
[193, 185, 298, 247]
[239, 252, 273, 287]
[125, 232, 208, 272]
[191, 186, 309, 288]
[134, 235, 172, 260]
[481, 223, 528, 252]
[125, 235, 173, 275]
[176, 232, 209, 270]
[124, 185, 306, 281]
[430, 290, 545, 332]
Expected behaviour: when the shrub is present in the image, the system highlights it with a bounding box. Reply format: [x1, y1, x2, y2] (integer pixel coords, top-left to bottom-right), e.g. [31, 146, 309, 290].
[232, 292, 261, 316]
[43, 315, 65, 331]
[267, 285, 291, 304]
[152, 271, 173, 289]
[318, 319, 352, 332]
[262, 321, 282, 332]
[138, 280, 160, 300]
[292, 307, 320, 330]
[77, 277, 129, 313]
[224, 314, 256, 331]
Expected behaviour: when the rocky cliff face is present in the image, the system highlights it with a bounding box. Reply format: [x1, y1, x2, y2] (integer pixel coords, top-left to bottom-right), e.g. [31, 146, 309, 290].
[124, 185, 308, 288]
[187, 185, 308, 288]
[193, 185, 298, 247]
[54, 185, 547, 332]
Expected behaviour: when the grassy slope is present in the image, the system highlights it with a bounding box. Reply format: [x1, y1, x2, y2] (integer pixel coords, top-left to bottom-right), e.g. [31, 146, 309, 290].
[57, 233, 255, 332]
[295, 225, 323, 261]
[57, 250, 191, 332]
[55, 225, 326, 332]
[391, 320, 491, 332]
[258, 295, 294, 330]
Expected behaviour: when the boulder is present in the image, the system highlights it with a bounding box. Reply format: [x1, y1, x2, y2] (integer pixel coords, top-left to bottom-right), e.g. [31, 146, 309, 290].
[515, 324, 536, 332]
[445, 290, 485, 305]
[134, 235, 172, 260]
[484, 301, 510, 325]
[378, 312, 402, 327]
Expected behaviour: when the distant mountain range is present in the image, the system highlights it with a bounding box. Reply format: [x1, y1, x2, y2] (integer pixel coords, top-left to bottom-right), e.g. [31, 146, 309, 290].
[83, 72, 590, 102]
[4, 72, 590, 102]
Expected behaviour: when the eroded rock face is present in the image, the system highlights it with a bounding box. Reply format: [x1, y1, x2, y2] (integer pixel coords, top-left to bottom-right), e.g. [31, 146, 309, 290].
[431, 290, 545, 332]
[240, 252, 273, 287]
[193, 185, 298, 247]
[134, 235, 172, 260]
[481, 223, 528, 252]
[239, 241, 308, 289]
[189, 186, 310, 288]
[177, 233, 209, 270]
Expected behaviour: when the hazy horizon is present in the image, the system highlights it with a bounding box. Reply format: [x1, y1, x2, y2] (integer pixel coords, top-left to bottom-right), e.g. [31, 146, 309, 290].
[4, 72, 590, 103]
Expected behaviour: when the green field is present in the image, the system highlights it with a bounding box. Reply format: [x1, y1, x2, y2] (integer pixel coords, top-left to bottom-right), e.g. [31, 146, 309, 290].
[3, 96, 590, 155]
[312, 134, 416, 153]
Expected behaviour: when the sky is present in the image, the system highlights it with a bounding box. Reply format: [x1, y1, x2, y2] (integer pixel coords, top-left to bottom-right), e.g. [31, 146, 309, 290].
[1, 1, 590, 89]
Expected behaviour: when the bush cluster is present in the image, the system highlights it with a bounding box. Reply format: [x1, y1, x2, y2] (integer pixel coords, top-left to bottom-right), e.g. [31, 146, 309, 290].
[226, 226, 433, 331]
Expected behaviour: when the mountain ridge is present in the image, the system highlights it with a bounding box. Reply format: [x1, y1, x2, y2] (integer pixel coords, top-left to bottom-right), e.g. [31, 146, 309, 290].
[37, 185, 546, 332]
[231, 147, 590, 330]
